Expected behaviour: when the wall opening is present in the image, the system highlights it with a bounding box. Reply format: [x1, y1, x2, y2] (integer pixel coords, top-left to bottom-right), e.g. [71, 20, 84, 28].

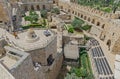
[88, 17, 90, 22]
[36, 5, 40, 10]
[102, 24, 105, 29]
[31, 5, 34, 10]
[97, 22, 100, 26]
[24, 6, 28, 11]
[92, 19, 95, 24]
[107, 40, 111, 50]
[43, 5, 46, 9]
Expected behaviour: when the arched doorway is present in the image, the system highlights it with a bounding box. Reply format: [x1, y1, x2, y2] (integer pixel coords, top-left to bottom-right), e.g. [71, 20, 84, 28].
[92, 19, 95, 24]
[43, 5, 46, 9]
[97, 22, 100, 26]
[36, 5, 40, 10]
[107, 39, 111, 50]
[31, 5, 34, 10]
[84, 16, 87, 20]
[88, 17, 90, 22]
[81, 14, 83, 18]
[24, 6, 28, 11]
[102, 24, 105, 29]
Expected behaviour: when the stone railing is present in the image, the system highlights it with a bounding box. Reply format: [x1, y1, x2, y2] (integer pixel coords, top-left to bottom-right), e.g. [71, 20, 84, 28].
[0, 62, 15, 79]
[59, 1, 120, 19]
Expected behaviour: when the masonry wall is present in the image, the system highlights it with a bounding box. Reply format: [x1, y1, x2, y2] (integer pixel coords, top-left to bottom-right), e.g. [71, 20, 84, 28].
[58, 1, 120, 54]
[0, 63, 15, 79]
[46, 52, 63, 79]
[10, 55, 37, 79]
[27, 36, 57, 65]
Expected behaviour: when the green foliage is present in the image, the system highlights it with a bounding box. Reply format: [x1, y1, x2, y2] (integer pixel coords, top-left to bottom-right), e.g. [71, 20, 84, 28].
[82, 25, 92, 31]
[40, 10, 48, 18]
[64, 49, 94, 79]
[64, 73, 82, 79]
[51, 8, 60, 14]
[100, 7, 112, 13]
[21, 24, 44, 30]
[71, 17, 84, 30]
[24, 11, 39, 24]
[64, 24, 74, 33]
[68, 25, 74, 33]
[84, 35, 91, 41]
[77, 0, 116, 13]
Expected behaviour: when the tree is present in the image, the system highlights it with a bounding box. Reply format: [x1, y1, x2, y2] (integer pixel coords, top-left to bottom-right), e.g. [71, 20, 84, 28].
[51, 8, 60, 14]
[24, 11, 39, 24]
[40, 10, 48, 18]
[113, 0, 120, 13]
[71, 17, 84, 31]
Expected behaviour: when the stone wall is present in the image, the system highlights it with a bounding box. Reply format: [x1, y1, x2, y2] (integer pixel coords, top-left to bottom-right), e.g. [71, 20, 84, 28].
[0, 39, 8, 56]
[0, 63, 15, 79]
[58, 1, 120, 54]
[45, 52, 63, 79]
[10, 55, 37, 79]
[27, 36, 57, 65]
[63, 35, 84, 45]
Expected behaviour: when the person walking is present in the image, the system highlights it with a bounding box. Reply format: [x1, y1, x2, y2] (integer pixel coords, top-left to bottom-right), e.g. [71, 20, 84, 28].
[13, 31, 19, 39]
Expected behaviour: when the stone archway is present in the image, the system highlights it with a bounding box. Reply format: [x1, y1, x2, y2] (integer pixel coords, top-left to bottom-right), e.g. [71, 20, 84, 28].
[92, 19, 95, 24]
[84, 16, 87, 20]
[36, 5, 40, 10]
[24, 6, 28, 11]
[107, 39, 111, 50]
[81, 14, 83, 18]
[102, 24, 105, 29]
[88, 17, 90, 22]
[31, 5, 34, 10]
[43, 5, 46, 9]
[97, 22, 100, 26]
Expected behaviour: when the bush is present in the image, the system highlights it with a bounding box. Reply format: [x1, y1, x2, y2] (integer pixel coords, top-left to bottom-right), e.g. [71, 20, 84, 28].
[51, 8, 60, 14]
[101, 7, 112, 13]
[24, 11, 39, 24]
[40, 10, 48, 18]
[82, 25, 92, 31]
[21, 24, 43, 29]
[71, 17, 84, 30]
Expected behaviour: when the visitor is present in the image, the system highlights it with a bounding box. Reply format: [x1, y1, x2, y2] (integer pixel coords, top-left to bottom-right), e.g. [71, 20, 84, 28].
[13, 31, 19, 39]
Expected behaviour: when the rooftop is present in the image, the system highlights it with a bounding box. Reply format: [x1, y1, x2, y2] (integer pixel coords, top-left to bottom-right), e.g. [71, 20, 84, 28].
[0, 46, 29, 70]
[0, 29, 56, 51]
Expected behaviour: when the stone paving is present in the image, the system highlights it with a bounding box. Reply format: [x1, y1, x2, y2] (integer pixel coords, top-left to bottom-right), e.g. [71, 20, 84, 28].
[0, 28, 55, 51]
[84, 31, 115, 72]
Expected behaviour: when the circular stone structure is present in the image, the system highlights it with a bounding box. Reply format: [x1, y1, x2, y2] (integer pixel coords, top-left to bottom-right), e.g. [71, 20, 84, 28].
[25, 28, 39, 43]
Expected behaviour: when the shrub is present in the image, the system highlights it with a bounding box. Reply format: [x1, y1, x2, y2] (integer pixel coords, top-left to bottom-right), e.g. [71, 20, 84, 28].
[71, 17, 84, 30]
[51, 8, 60, 14]
[24, 11, 39, 24]
[40, 10, 48, 18]
[82, 25, 92, 31]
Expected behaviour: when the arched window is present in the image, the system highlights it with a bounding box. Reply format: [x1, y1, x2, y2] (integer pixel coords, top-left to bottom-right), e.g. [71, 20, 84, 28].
[88, 17, 90, 22]
[102, 24, 105, 29]
[47, 54, 54, 66]
[97, 22, 100, 26]
[106, 40, 111, 50]
[84, 16, 87, 20]
[24, 6, 28, 11]
[92, 19, 95, 24]
[43, 5, 46, 9]
[81, 14, 83, 18]
[31, 5, 34, 10]
[36, 5, 40, 10]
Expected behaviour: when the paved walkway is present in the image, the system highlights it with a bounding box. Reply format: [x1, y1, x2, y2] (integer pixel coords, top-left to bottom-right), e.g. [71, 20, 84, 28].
[84, 31, 115, 72]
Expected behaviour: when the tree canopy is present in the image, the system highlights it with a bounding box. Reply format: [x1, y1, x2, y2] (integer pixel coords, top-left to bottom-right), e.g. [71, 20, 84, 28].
[40, 10, 48, 18]
[24, 11, 39, 24]
[71, 17, 84, 30]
